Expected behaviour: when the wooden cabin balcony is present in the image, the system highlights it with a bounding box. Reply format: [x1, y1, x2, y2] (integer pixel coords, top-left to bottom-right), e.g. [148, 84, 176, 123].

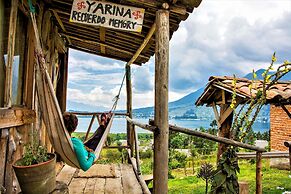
[55, 163, 145, 194]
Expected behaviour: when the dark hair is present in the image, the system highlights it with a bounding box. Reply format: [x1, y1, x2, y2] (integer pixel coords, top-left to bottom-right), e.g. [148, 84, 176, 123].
[63, 113, 78, 134]
[101, 113, 107, 120]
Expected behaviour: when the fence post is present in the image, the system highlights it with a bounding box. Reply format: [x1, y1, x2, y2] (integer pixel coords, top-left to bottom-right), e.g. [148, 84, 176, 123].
[256, 151, 262, 194]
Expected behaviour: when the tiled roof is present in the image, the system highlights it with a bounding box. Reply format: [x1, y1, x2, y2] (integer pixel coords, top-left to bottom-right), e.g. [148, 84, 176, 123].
[195, 76, 291, 106]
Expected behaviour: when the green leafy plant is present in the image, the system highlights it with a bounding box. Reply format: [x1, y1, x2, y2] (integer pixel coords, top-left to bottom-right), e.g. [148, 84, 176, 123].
[197, 162, 214, 194]
[16, 132, 49, 166]
[210, 148, 239, 194]
[211, 54, 291, 193]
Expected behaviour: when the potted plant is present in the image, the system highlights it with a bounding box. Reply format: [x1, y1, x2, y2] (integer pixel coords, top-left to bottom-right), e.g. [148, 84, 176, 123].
[13, 136, 56, 194]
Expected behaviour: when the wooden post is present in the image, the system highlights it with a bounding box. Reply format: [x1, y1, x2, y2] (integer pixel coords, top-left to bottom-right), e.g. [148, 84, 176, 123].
[56, 51, 69, 113]
[0, 0, 6, 188]
[84, 115, 96, 141]
[3, 0, 18, 192]
[126, 65, 134, 158]
[217, 104, 233, 160]
[256, 151, 262, 194]
[154, 5, 169, 194]
[0, 0, 5, 107]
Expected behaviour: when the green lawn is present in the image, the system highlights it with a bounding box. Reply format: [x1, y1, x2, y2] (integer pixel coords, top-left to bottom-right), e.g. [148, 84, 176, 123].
[167, 160, 291, 194]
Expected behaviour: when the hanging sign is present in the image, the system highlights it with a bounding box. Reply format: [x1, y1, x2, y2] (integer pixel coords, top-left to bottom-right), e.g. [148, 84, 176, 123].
[70, 0, 145, 32]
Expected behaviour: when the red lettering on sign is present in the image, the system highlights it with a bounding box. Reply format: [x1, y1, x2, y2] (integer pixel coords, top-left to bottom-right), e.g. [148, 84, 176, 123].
[132, 11, 142, 20]
[77, 1, 86, 10]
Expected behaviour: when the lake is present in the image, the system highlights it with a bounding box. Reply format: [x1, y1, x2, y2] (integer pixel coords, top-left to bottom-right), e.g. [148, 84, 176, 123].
[76, 117, 270, 133]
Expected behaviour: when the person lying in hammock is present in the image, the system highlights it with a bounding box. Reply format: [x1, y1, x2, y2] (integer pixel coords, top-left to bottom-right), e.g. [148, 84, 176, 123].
[63, 112, 112, 171]
[63, 113, 95, 171]
[84, 112, 112, 150]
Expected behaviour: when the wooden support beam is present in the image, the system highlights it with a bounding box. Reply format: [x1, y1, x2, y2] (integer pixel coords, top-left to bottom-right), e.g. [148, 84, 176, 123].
[100, 27, 106, 54]
[126, 65, 134, 158]
[217, 105, 233, 160]
[281, 104, 291, 119]
[221, 90, 226, 104]
[23, 21, 35, 109]
[126, 23, 156, 66]
[256, 152, 263, 194]
[2, 0, 18, 192]
[154, 8, 169, 194]
[0, 108, 36, 129]
[51, 9, 66, 32]
[219, 105, 235, 125]
[212, 102, 221, 128]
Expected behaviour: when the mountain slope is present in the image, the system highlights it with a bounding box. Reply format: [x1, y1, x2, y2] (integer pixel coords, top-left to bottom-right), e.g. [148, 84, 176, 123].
[133, 69, 290, 120]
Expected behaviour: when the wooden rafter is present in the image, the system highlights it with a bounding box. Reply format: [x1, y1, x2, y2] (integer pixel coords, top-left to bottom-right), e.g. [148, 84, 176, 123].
[100, 27, 106, 54]
[51, 9, 72, 45]
[127, 23, 156, 66]
[64, 35, 149, 60]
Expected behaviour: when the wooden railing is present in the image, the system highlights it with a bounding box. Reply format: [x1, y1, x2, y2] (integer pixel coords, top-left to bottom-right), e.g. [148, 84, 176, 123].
[126, 117, 266, 194]
[67, 111, 128, 141]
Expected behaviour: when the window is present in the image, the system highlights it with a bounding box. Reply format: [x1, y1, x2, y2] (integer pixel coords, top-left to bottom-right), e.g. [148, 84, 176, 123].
[0, 2, 27, 106]
[0, 0, 6, 106]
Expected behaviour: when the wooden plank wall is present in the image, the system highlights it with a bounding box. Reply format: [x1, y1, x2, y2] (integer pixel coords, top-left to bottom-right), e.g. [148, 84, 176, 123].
[0, 0, 67, 192]
[0, 0, 4, 107]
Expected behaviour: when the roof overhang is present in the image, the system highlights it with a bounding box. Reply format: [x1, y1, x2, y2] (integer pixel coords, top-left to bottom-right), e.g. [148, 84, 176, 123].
[48, 0, 203, 65]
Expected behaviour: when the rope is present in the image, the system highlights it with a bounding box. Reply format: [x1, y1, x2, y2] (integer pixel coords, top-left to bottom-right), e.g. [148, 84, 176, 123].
[28, 1, 126, 114]
[110, 71, 126, 112]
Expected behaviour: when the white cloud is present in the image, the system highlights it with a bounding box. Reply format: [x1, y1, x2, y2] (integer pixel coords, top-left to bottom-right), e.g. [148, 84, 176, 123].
[67, 0, 291, 110]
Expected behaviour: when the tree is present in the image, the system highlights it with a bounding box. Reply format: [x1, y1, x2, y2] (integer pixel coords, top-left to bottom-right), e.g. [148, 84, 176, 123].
[190, 144, 198, 174]
[197, 162, 214, 194]
[211, 54, 291, 193]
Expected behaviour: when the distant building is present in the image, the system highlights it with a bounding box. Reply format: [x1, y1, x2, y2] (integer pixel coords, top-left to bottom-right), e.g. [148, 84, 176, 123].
[270, 105, 291, 151]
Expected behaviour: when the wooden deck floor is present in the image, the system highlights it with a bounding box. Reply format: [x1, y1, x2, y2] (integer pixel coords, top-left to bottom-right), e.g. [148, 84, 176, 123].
[56, 164, 143, 194]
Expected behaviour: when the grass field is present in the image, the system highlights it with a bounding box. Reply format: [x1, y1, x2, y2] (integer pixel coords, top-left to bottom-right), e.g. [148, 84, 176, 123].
[72, 132, 290, 193]
[167, 160, 291, 194]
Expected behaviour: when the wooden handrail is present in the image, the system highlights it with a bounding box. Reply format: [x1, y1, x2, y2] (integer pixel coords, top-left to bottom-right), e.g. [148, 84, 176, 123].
[127, 149, 151, 194]
[127, 117, 265, 152]
[168, 124, 265, 152]
[126, 117, 157, 132]
[68, 111, 128, 116]
[237, 151, 289, 159]
[133, 126, 141, 175]
[103, 145, 130, 149]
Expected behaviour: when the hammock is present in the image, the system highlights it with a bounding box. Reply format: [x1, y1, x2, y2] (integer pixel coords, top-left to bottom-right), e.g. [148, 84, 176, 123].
[30, 12, 124, 168]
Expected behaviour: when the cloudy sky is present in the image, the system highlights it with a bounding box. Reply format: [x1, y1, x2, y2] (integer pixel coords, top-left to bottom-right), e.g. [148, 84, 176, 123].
[67, 0, 291, 111]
